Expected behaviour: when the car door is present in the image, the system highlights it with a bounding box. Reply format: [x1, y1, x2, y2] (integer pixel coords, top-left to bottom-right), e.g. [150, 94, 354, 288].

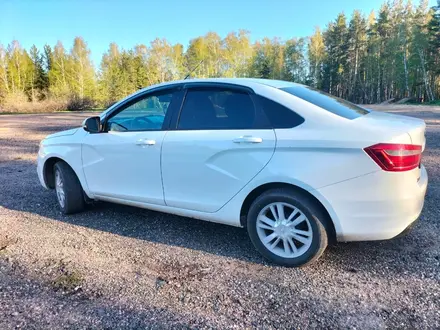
[161, 84, 276, 213]
[82, 87, 183, 205]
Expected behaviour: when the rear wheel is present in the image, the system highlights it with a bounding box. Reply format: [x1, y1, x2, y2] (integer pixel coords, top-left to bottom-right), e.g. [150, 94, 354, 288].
[247, 188, 328, 267]
[54, 162, 85, 214]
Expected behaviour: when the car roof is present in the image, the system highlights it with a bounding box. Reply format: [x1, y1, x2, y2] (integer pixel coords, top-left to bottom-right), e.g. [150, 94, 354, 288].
[140, 78, 301, 91]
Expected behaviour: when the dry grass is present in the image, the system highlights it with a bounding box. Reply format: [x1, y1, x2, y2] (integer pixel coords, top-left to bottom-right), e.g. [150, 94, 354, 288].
[0, 92, 104, 113]
[0, 93, 67, 113]
[0, 100, 67, 114]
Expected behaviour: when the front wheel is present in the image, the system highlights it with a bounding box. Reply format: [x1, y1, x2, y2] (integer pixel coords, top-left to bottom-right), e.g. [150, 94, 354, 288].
[54, 161, 85, 214]
[247, 188, 328, 267]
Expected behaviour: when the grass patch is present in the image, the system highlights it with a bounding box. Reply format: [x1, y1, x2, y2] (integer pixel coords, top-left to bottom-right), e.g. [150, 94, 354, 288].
[49, 260, 83, 294]
[52, 271, 83, 293]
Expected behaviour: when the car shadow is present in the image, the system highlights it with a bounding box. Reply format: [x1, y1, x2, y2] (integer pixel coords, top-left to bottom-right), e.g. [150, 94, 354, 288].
[1, 158, 438, 277]
[0, 158, 264, 264]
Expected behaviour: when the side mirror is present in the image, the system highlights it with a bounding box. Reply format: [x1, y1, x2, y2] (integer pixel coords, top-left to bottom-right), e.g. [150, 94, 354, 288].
[82, 116, 101, 133]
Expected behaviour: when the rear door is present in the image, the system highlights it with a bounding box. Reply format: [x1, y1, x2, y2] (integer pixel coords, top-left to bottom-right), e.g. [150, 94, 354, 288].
[161, 84, 276, 213]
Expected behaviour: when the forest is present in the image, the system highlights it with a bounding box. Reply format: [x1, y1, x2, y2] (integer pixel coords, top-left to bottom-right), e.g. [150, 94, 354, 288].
[1, 0, 439, 112]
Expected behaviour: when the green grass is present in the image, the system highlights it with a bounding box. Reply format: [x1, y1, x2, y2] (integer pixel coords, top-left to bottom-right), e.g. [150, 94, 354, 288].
[51, 271, 83, 293]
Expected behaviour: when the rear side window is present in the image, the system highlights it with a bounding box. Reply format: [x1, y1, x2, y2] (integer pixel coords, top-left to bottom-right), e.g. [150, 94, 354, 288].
[258, 96, 304, 128]
[280, 85, 369, 119]
[178, 88, 268, 130]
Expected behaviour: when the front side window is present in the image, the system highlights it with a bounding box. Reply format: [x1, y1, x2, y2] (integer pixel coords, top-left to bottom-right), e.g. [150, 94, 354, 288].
[106, 92, 174, 132]
[178, 88, 259, 130]
[280, 85, 369, 119]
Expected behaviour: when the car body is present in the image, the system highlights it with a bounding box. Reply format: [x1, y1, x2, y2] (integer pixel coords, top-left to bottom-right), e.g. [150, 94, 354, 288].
[37, 78, 428, 266]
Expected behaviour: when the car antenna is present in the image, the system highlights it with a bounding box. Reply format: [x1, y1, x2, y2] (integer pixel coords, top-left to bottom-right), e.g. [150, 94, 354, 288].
[184, 60, 204, 80]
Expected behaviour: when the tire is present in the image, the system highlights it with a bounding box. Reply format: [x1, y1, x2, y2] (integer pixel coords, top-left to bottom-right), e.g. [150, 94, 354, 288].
[53, 161, 85, 214]
[247, 188, 328, 267]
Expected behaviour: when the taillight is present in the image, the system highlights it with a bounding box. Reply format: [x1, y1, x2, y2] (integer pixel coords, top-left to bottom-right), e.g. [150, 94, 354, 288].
[364, 143, 422, 172]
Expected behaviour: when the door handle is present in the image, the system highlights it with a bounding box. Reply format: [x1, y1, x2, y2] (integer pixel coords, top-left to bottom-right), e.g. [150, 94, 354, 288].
[136, 139, 156, 146]
[232, 136, 263, 144]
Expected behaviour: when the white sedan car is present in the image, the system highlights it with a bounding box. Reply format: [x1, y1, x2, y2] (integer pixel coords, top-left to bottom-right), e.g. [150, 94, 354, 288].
[37, 78, 428, 267]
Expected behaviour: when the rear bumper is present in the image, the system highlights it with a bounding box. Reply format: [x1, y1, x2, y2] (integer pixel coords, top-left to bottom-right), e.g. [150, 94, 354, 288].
[394, 216, 420, 238]
[317, 165, 428, 242]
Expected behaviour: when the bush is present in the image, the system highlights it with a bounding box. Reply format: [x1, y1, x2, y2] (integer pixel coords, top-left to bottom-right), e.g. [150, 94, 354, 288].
[103, 99, 117, 109]
[66, 97, 96, 111]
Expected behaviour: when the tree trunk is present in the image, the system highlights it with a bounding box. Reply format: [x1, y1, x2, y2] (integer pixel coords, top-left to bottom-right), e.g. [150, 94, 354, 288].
[377, 55, 381, 103]
[403, 46, 410, 97]
[418, 49, 434, 102]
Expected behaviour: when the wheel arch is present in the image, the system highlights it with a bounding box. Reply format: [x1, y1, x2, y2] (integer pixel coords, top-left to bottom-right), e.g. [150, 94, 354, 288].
[43, 157, 80, 190]
[240, 182, 337, 244]
[43, 156, 65, 189]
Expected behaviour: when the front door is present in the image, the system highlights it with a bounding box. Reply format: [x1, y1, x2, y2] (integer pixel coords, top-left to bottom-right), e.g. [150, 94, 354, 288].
[82, 88, 182, 205]
[161, 85, 276, 213]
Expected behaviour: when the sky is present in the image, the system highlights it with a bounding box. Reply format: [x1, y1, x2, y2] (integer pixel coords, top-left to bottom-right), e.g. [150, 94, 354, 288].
[1, 0, 438, 67]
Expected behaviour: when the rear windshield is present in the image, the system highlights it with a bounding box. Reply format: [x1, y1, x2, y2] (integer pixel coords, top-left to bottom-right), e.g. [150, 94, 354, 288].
[280, 85, 370, 119]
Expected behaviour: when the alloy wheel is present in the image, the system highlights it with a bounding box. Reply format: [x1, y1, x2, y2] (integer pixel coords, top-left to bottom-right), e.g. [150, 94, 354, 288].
[256, 202, 313, 258]
[55, 169, 65, 208]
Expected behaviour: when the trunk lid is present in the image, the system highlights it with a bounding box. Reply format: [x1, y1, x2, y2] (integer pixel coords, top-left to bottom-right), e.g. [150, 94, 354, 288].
[358, 111, 426, 149]
[357, 110, 426, 180]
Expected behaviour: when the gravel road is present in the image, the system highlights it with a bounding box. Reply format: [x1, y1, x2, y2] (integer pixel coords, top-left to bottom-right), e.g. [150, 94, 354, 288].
[1, 106, 439, 329]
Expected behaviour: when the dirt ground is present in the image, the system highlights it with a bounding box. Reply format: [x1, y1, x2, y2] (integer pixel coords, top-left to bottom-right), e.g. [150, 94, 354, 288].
[0, 106, 439, 329]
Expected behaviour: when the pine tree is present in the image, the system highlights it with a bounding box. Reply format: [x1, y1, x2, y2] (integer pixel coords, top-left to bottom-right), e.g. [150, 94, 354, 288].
[427, 0, 440, 81]
[323, 13, 349, 97]
[347, 10, 367, 102]
[43, 44, 52, 72]
[29, 45, 49, 101]
[376, 3, 394, 101]
[308, 27, 325, 88]
[411, 0, 435, 101]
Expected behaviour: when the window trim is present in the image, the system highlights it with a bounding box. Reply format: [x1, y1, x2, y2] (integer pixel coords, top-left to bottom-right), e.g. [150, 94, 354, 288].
[183, 82, 255, 94]
[171, 83, 271, 131]
[102, 86, 183, 133]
